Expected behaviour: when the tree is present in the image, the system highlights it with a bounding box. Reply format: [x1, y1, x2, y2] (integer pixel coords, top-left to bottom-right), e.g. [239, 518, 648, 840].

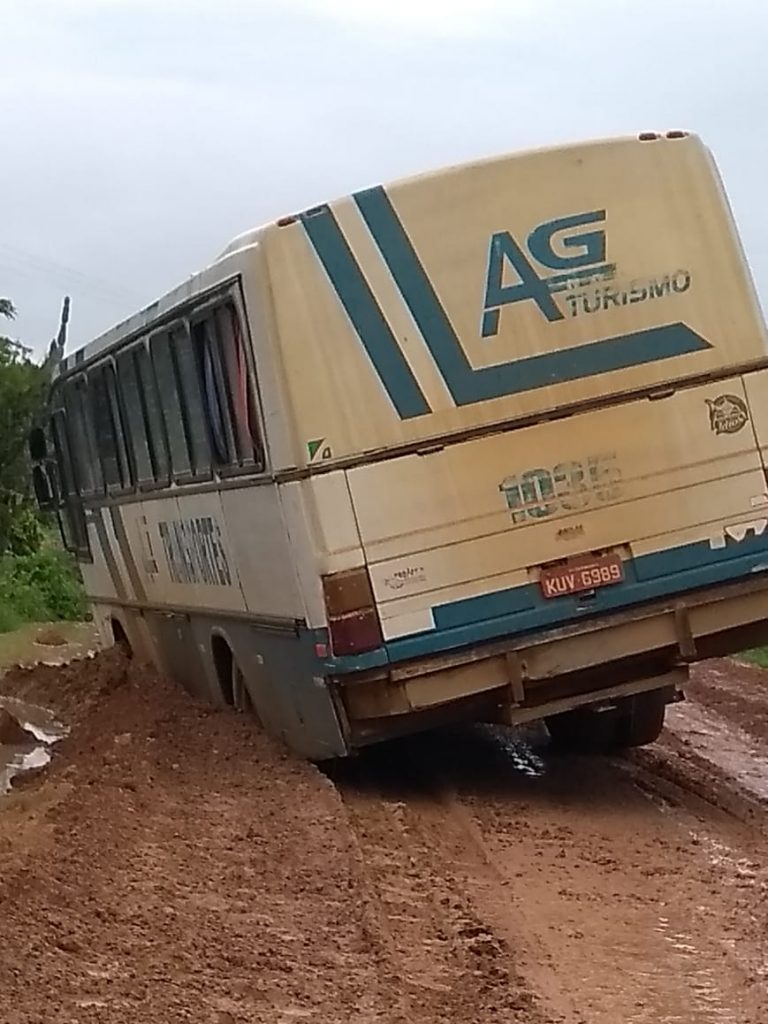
[0, 300, 47, 555]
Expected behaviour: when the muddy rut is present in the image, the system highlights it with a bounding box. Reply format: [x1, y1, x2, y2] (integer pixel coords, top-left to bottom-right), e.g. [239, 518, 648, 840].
[0, 651, 767, 1023]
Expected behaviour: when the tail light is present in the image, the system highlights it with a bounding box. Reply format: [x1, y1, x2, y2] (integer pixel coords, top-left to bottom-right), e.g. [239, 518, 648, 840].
[322, 566, 383, 656]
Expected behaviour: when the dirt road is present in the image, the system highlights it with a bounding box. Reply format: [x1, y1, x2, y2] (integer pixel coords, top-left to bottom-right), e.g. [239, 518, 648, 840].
[1, 650, 767, 1024]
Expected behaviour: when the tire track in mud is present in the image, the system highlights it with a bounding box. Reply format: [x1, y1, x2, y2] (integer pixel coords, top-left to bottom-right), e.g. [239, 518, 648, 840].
[334, 713, 768, 1024]
[332, 751, 552, 1024]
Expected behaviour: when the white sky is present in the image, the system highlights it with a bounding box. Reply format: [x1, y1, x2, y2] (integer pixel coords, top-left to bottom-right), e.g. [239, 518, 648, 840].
[2, 0, 767, 355]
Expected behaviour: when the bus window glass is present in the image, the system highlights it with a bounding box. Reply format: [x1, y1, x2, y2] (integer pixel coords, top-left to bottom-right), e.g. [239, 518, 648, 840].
[171, 325, 211, 477]
[117, 348, 153, 485]
[216, 304, 262, 466]
[193, 302, 263, 470]
[150, 333, 192, 478]
[63, 376, 101, 495]
[89, 364, 131, 490]
[135, 345, 170, 483]
[193, 315, 235, 466]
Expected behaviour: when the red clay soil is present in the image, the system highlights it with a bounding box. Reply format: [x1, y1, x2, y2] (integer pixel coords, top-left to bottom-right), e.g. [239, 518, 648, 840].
[688, 658, 768, 744]
[0, 652, 542, 1024]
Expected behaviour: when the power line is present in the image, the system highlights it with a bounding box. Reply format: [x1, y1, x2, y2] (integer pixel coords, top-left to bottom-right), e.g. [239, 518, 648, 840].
[0, 243, 143, 304]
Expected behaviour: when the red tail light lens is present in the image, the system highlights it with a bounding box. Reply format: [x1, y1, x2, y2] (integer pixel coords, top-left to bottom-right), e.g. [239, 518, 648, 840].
[322, 567, 383, 656]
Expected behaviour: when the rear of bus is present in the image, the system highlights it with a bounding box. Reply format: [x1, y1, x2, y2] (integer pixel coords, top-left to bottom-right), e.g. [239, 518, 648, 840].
[265, 131, 768, 751]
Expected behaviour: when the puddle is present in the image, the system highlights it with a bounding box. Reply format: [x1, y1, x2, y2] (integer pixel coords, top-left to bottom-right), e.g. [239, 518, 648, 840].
[0, 696, 67, 795]
[485, 725, 548, 777]
[665, 701, 768, 802]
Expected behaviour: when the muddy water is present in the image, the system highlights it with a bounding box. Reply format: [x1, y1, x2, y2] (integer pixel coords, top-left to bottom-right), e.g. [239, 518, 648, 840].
[0, 696, 68, 794]
[0, 621, 99, 794]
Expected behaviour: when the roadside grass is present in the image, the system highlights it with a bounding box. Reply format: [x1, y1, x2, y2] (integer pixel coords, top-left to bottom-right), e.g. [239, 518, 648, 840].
[0, 545, 87, 635]
[737, 648, 768, 669]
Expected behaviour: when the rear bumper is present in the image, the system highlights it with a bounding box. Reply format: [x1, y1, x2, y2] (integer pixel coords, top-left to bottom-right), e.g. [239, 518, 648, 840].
[331, 571, 768, 749]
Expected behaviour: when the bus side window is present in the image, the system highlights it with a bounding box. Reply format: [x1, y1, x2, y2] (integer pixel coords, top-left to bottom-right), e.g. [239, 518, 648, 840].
[117, 344, 172, 487]
[170, 325, 211, 478]
[192, 313, 236, 467]
[217, 302, 263, 469]
[150, 332, 193, 479]
[117, 347, 154, 486]
[135, 345, 170, 484]
[193, 301, 264, 471]
[50, 407, 89, 555]
[89, 363, 132, 492]
[63, 375, 102, 496]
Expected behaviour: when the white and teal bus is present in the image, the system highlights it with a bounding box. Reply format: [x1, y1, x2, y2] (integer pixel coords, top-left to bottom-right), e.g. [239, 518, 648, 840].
[32, 131, 768, 758]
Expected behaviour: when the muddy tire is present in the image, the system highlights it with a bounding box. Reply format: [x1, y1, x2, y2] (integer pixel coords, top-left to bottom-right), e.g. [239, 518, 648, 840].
[546, 689, 667, 752]
[619, 688, 667, 748]
[545, 706, 617, 750]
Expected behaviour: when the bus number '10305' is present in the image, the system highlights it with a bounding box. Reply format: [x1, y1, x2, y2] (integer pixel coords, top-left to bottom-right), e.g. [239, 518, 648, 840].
[499, 453, 622, 525]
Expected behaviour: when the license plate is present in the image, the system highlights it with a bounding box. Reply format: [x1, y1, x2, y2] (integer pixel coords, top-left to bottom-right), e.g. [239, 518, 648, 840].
[539, 553, 624, 599]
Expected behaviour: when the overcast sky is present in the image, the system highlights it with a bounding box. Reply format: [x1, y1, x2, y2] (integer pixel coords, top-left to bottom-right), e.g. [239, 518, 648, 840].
[2, 0, 767, 357]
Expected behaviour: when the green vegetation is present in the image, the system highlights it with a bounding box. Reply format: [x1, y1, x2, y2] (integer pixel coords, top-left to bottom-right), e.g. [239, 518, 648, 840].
[0, 546, 88, 632]
[0, 296, 87, 633]
[739, 648, 768, 669]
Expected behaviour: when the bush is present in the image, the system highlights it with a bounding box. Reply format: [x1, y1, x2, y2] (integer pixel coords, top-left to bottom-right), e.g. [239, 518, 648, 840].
[0, 548, 87, 633]
[6, 503, 44, 556]
[0, 602, 21, 634]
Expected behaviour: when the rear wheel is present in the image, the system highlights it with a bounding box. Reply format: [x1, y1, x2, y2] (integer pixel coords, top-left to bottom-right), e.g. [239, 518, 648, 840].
[620, 688, 667, 747]
[546, 688, 667, 752]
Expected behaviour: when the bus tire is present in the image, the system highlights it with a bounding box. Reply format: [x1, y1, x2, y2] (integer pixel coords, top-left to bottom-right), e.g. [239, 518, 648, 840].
[619, 689, 667, 748]
[546, 689, 667, 752]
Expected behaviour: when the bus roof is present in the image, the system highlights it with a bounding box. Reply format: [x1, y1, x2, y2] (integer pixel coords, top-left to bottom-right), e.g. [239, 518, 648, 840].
[55, 131, 701, 380]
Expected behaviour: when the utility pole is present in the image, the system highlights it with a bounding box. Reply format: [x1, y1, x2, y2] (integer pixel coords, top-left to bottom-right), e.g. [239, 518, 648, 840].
[45, 295, 70, 379]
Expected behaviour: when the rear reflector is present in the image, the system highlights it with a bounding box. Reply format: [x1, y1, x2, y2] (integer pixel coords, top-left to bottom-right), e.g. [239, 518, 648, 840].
[322, 567, 383, 657]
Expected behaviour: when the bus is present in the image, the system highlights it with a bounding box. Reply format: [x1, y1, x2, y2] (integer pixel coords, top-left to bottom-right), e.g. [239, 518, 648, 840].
[30, 130, 768, 759]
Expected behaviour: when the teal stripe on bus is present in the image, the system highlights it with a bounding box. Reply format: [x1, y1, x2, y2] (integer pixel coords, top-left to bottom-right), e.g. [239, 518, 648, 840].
[322, 530, 768, 672]
[300, 205, 431, 419]
[353, 185, 711, 410]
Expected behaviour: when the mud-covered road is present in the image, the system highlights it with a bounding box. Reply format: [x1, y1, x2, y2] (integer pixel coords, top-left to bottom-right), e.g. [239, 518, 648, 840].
[1, 648, 767, 1024]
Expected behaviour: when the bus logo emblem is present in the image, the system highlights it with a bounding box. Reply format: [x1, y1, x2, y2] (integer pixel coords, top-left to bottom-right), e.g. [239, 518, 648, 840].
[706, 394, 748, 435]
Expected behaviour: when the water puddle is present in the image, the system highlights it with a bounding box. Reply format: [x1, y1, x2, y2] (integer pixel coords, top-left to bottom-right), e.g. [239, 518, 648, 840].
[485, 724, 548, 777]
[665, 701, 768, 802]
[0, 696, 67, 795]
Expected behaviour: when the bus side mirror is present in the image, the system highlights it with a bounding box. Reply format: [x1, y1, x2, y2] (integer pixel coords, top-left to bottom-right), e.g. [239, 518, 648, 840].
[28, 427, 48, 462]
[32, 466, 55, 511]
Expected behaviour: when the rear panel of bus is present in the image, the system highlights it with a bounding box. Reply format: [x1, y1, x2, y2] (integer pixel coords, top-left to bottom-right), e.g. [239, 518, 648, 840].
[264, 133, 768, 675]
